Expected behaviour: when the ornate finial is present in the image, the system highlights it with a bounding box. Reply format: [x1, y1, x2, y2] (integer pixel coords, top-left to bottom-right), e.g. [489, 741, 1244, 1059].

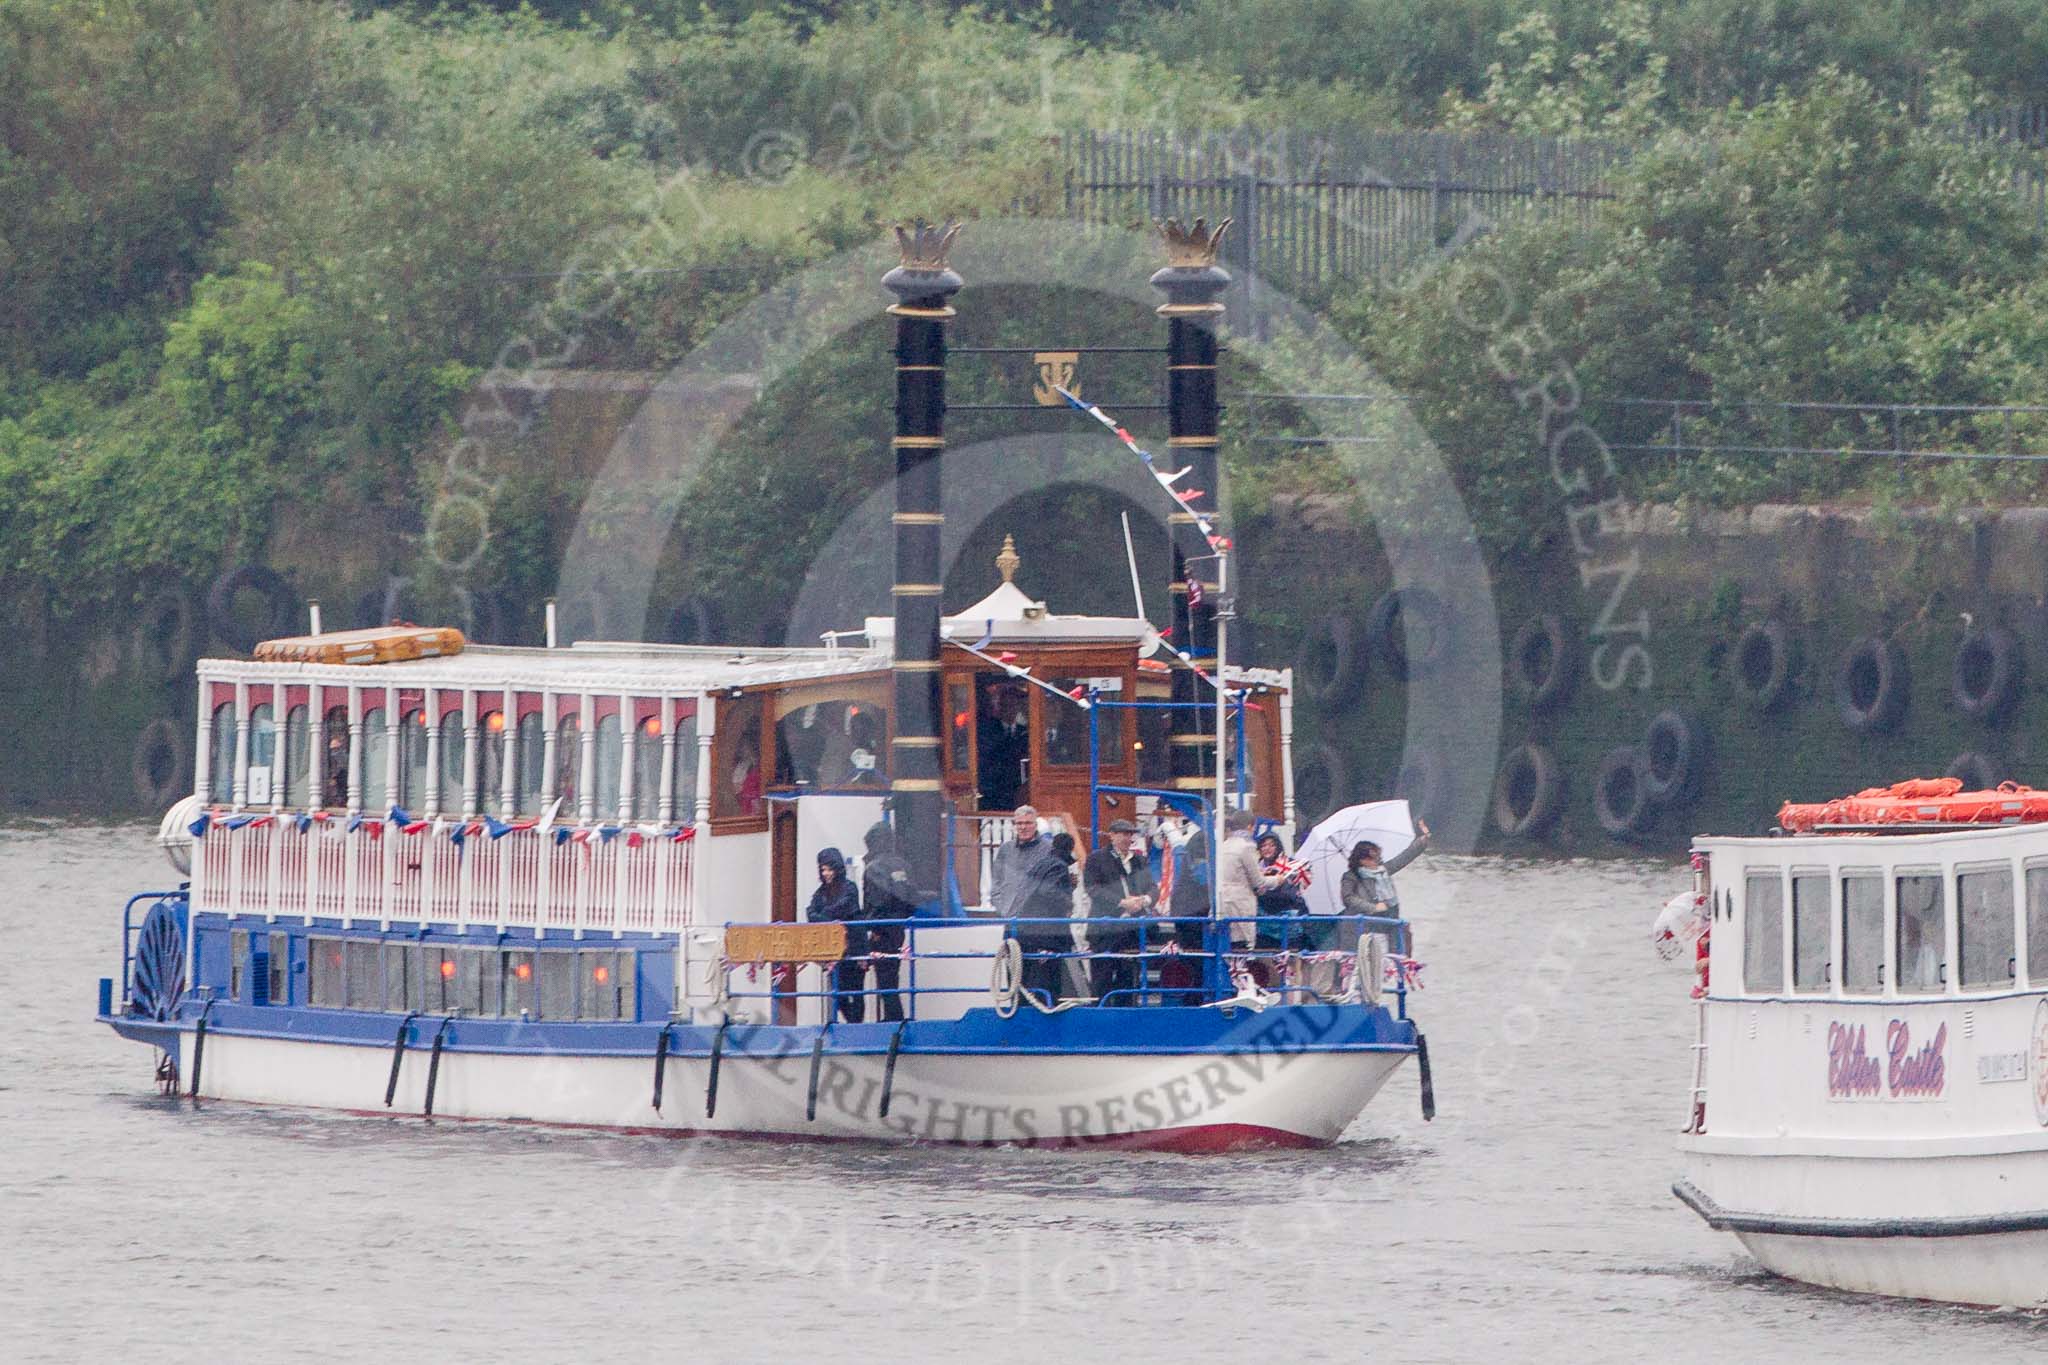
[893, 219, 962, 271]
[1158, 216, 1232, 268]
[995, 534, 1021, 585]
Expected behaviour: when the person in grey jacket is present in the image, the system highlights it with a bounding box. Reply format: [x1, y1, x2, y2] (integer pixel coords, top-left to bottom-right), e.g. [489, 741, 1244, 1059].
[1339, 819, 1430, 952]
[991, 805, 1056, 917]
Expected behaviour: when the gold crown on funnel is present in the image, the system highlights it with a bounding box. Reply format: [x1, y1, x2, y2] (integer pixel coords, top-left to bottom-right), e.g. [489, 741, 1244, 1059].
[1157, 216, 1233, 268]
[893, 219, 963, 271]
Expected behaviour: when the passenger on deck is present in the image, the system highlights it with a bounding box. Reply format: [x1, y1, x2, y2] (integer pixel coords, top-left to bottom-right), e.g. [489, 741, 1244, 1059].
[1083, 818, 1158, 1006]
[1255, 831, 1311, 954]
[860, 822, 931, 1023]
[1217, 811, 1285, 989]
[804, 847, 867, 1023]
[1340, 820, 1430, 954]
[1017, 830, 1079, 1004]
[991, 804, 1056, 918]
[1161, 827, 1210, 1005]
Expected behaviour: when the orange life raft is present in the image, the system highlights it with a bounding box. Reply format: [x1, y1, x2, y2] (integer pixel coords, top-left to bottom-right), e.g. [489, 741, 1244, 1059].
[1778, 777, 2048, 833]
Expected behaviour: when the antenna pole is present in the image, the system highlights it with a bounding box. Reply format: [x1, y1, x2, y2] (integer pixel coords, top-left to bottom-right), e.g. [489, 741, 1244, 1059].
[1119, 512, 1147, 626]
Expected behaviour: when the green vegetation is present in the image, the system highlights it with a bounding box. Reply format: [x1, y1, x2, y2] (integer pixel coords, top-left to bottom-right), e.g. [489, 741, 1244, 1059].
[6, 0, 2048, 625]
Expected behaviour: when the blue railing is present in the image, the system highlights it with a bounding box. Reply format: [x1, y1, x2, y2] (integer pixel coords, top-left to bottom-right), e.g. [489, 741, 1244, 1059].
[719, 912, 1413, 1022]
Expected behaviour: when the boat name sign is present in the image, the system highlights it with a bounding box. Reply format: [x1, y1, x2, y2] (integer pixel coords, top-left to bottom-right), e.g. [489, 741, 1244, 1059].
[1826, 1020, 1947, 1101]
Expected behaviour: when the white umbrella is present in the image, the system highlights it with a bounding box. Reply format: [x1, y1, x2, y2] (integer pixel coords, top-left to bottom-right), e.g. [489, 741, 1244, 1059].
[1295, 800, 1416, 918]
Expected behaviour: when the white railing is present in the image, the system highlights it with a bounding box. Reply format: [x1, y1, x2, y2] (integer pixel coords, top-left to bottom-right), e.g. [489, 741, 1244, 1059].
[191, 816, 698, 936]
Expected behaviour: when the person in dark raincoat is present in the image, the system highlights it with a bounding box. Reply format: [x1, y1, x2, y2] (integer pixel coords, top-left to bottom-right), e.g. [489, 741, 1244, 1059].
[805, 846, 867, 1022]
[860, 822, 932, 1023]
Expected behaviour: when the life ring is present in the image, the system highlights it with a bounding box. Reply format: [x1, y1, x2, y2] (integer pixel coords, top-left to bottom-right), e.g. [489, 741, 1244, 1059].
[990, 937, 1024, 1019]
[1952, 626, 2022, 722]
[1293, 740, 1348, 825]
[1507, 613, 1577, 710]
[206, 564, 296, 654]
[1295, 614, 1365, 708]
[1837, 636, 1909, 734]
[1492, 742, 1562, 839]
[1366, 587, 1452, 682]
[1393, 748, 1444, 823]
[666, 598, 722, 648]
[1642, 708, 1708, 806]
[1358, 934, 1384, 1007]
[1946, 750, 2007, 793]
[1731, 620, 1796, 712]
[1594, 745, 1654, 839]
[131, 718, 188, 810]
[132, 588, 197, 682]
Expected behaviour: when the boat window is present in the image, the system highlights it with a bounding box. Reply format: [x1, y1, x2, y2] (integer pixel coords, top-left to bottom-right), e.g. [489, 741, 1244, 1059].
[1044, 678, 1120, 767]
[283, 706, 310, 807]
[247, 704, 276, 803]
[439, 712, 466, 812]
[383, 941, 410, 1012]
[473, 947, 503, 1018]
[269, 932, 287, 1004]
[514, 713, 545, 816]
[310, 938, 344, 1007]
[673, 712, 699, 819]
[594, 714, 623, 816]
[632, 714, 662, 819]
[712, 694, 766, 822]
[479, 711, 506, 809]
[231, 929, 248, 1000]
[1742, 871, 1783, 993]
[2029, 867, 2048, 988]
[948, 681, 972, 778]
[1957, 867, 2016, 990]
[360, 708, 390, 806]
[345, 939, 381, 1009]
[776, 700, 887, 790]
[398, 710, 430, 809]
[1895, 874, 1945, 994]
[537, 951, 577, 1020]
[502, 950, 535, 1015]
[1790, 874, 1829, 993]
[209, 701, 236, 801]
[413, 945, 453, 1013]
[1841, 874, 1884, 993]
[323, 706, 350, 804]
[556, 717, 580, 810]
[581, 952, 623, 1021]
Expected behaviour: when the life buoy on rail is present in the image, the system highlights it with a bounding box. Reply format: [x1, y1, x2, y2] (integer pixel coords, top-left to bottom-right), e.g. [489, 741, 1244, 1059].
[1836, 636, 1909, 734]
[1492, 743, 1562, 839]
[132, 588, 198, 683]
[1366, 588, 1452, 682]
[1295, 614, 1365, 708]
[1731, 619, 1796, 712]
[1946, 750, 2007, 793]
[990, 938, 1024, 1019]
[1594, 745, 1655, 839]
[206, 564, 296, 654]
[131, 718, 188, 810]
[1292, 740, 1348, 826]
[1952, 626, 2022, 723]
[1507, 613, 1577, 710]
[1642, 708, 1708, 806]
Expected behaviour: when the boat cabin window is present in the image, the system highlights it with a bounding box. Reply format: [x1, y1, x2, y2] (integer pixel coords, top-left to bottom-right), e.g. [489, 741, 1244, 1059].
[248, 703, 276, 803]
[1790, 873, 1829, 993]
[345, 939, 380, 1009]
[594, 714, 623, 816]
[210, 700, 236, 801]
[323, 705, 349, 804]
[1841, 873, 1884, 993]
[1742, 871, 1784, 993]
[514, 713, 544, 815]
[712, 694, 766, 823]
[2029, 866, 2048, 987]
[503, 951, 535, 1013]
[776, 700, 887, 790]
[632, 715, 661, 817]
[302, 937, 628, 1019]
[311, 939, 344, 1007]
[284, 705, 310, 807]
[673, 712, 699, 818]
[360, 708, 390, 807]
[1957, 866, 2016, 990]
[1044, 678, 1120, 767]
[537, 950, 577, 1020]
[398, 710, 429, 809]
[1895, 873, 1946, 994]
[439, 713, 466, 812]
[382, 941, 410, 1010]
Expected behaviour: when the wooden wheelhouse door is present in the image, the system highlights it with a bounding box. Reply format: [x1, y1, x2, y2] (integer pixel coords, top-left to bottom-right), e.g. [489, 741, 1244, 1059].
[769, 803, 798, 1025]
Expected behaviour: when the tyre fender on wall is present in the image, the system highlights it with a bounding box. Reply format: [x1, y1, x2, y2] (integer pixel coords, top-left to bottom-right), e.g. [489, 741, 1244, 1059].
[1507, 613, 1577, 711]
[1641, 708, 1709, 806]
[131, 718, 188, 810]
[1837, 636, 1910, 734]
[206, 564, 297, 654]
[1731, 619, 1796, 713]
[1366, 588, 1452, 682]
[1946, 750, 2007, 792]
[1492, 743, 1562, 839]
[132, 588, 198, 683]
[1952, 626, 2022, 723]
[1593, 745, 1655, 839]
[1293, 740, 1348, 826]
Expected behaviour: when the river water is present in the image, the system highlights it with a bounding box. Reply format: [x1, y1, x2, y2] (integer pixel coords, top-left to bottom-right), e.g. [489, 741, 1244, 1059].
[4, 823, 2045, 1363]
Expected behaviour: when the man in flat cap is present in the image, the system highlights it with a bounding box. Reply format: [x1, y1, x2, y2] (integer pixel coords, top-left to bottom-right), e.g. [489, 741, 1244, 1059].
[1083, 818, 1158, 1006]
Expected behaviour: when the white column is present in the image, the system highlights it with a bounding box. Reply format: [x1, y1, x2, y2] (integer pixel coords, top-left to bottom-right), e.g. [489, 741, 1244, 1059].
[383, 685, 401, 813]
[694, 694, 715, 828]
[424, 690, 444, 818]
[194, 692, 214, 806]
[308, 685, 326, 810]
[499, 688, 517, 820]
[231, 681, 252, 808]
[461, 691, 480, 821]
[617, 692, 637, 823]
[269, 681, 287, 811]
[657, 698, 678, 825]
[577, 693, 596, 824]
[345, 686, 365, 815]
[540, 693, 559, 808]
